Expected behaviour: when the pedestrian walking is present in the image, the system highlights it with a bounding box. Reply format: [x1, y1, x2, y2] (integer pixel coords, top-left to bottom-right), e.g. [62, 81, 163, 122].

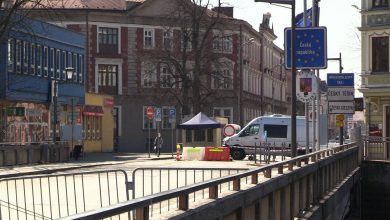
[154, 132, 163, 157]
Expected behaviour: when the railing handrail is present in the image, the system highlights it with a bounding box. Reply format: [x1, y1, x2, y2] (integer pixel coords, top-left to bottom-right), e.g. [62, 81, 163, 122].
[58, 143, 358, 220]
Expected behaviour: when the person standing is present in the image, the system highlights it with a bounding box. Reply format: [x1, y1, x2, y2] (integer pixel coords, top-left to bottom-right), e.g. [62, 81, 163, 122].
[154, 132, 163, 157]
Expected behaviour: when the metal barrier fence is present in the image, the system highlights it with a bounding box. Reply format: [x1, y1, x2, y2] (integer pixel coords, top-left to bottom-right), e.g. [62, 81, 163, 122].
[363, 136, 390, 160]
[58, 143, 359, 220]
[131, 167, 249, 198]
[130, 167, 248, 217]
[0, 170, 129, 220]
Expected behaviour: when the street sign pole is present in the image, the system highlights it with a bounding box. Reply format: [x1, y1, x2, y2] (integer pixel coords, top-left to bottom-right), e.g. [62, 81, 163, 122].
[169, 108, 176, 158]
[146, 106, 154, 158]
[148, 119, 151, 158]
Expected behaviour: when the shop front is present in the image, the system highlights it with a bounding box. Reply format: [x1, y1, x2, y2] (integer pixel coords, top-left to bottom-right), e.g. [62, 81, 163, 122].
[83, 93, 114, 152]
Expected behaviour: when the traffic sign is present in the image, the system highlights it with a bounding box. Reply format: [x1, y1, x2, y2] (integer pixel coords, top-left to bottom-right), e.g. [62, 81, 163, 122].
[168, 108, 176, 123]
[327, 73, 354, 87]
[296, 71, 317, 102]
[328, 101, 355, 114]
[327, 87, 354, 101]
[155, 108, 162, 122]
[146, 106, 154, 120]
[285, 27, 327, 69]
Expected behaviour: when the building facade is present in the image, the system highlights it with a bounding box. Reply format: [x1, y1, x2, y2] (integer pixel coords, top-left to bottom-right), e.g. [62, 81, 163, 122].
[29, 0, 289, 152]
[358, 0, 390, 138]
[0, 14, 85, 144]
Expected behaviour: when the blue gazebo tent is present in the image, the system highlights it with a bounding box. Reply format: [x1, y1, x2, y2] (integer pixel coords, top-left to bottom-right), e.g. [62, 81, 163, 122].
[178, 112, 227, 148]
[177, 112, 224, 129]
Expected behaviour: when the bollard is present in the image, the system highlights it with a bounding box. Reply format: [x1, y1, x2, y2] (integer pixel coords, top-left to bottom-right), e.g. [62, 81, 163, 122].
[176, 144, 181, 161]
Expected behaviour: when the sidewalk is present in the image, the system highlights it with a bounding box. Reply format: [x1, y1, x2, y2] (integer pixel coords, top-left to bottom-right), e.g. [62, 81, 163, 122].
[0, 152, 173, 178]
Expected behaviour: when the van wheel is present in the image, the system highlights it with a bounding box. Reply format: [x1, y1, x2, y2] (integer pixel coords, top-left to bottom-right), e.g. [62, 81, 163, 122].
[231, 149, 245, 160]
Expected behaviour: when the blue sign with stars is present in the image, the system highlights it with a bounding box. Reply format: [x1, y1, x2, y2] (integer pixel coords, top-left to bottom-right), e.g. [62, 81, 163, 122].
[284, 27, 327, 69]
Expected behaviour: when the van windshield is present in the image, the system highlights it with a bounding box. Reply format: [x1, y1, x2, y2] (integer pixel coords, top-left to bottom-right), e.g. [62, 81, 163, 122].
[239, 124, 260, 137]
[264, 124, 287, 138]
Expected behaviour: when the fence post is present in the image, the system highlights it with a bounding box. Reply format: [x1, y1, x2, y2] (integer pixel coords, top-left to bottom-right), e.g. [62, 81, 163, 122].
[209, 185, 218, 199]
[179, 194, 189, 210]
[136, 206, 149, 220]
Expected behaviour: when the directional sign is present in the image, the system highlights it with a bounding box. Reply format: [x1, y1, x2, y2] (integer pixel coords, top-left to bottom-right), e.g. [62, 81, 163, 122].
[327, 87, 355, 101]
[168, 108, 176, 123]
[285, 27, 327, 69]
[327, 73, 354, 87]
[328, 101, 355, 114]
[155, 108, 162, 122]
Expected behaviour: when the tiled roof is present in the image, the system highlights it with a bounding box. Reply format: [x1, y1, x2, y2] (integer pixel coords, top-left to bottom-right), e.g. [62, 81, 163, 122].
[26, 0, 145, 10]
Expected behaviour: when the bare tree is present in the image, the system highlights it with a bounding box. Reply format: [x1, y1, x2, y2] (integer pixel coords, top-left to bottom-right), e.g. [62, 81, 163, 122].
[138, 0, 236, 116]
[0, 0, 45, 44]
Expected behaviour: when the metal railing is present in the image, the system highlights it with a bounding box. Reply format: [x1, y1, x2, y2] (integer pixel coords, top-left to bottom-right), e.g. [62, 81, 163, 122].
[363, 136, 390, 160]
[0, 170, 129, 220]
[58, 143, 359, 220]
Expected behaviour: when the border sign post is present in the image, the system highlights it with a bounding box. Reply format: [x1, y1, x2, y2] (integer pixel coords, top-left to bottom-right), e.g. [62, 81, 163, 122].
[327, 73, 355, 145]
[169, 108, 176, 158]
[146, 106, 154, 158]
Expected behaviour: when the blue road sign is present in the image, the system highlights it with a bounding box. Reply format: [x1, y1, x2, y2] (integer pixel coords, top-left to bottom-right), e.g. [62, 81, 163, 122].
[155, 108, 162, 122]
[168, 108, 176, 122]
[285, 27, 327, 69]
[327, 73, 354, 87]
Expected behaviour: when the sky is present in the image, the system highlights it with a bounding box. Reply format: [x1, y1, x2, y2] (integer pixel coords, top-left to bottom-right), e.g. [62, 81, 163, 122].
[209, 0, 362, 96]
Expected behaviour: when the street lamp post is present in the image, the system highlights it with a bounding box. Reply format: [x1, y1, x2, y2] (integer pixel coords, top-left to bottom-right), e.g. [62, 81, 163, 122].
[255, 0, 297, 157]
[52, 67, 74, 145]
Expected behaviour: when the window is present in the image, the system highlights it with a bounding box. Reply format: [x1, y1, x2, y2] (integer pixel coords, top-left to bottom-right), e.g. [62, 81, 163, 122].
[213, 108, 233, 123]
[163, 30, 173, 49]
[98, 64, 117, 86]
[23, 41, 28, 74]
[160, 64, 174, 88]
[98, 27, 118, 54]
[144, 29, 154, 48]
[62, 51, 66, 79]
[372, 36, 389, 72]
[373, 0, 388, 8]
[16, 40, 22, 73]
[181, 32, 192, 51]
[83, 116, 102, 140]
[73, 54, 78, 81]
[79, 55, 83, 83]
[56, 49, 60, 79]
[213, 36, 232, 53]
[30, 44, 35, 75]
[212, 69, 233, 89]
[43, 47, 48, 77]
[264, 124, 287, 138]
[187, 129, 213, 142]
[239, 124, 260, 137]
[50, 48, 54, 78]
[186, 129, 192, 142]
[142, 62, 156, 88]
[68, 52, 72, 69]
[37, 45, 42, 76]
[143, 106, 156, 129]
[7, 39, 14, 72]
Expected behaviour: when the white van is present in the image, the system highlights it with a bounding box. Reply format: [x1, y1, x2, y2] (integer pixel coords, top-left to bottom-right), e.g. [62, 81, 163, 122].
[223, 114, 312, 160]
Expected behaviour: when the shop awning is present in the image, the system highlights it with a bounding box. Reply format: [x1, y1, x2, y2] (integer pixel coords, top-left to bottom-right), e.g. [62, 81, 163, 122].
[83, 105, 104, 116]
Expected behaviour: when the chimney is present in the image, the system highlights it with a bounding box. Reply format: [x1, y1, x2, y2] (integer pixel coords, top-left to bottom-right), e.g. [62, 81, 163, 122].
[260, 12, 272, 30]
[212, 7, 233, 18]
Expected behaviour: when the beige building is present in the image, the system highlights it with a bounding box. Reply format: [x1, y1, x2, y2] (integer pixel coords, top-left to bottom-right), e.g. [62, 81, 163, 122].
[358, 0, 390, 137]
